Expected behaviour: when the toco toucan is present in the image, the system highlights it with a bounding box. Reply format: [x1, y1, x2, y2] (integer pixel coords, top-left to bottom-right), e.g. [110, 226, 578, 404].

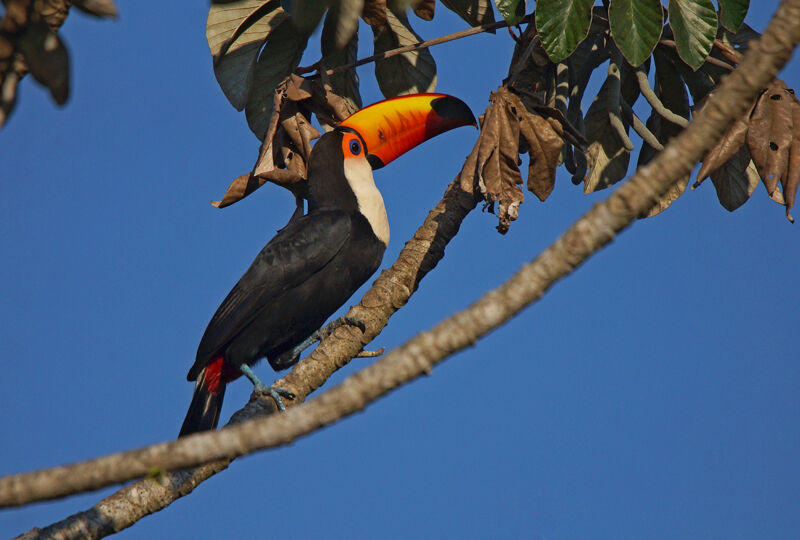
[180, 93, 475, 436]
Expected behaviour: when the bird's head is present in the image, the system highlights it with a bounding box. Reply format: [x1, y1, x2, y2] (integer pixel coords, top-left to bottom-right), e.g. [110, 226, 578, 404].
[306, 93, 476, 244]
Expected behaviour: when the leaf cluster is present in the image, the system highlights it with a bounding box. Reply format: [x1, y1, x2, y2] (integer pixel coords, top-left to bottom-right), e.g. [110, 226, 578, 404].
[207, 0, 797, 226]
[0, 0, 117, 128]
[208, 0, 497, 140]
[212, 74, 356, 210]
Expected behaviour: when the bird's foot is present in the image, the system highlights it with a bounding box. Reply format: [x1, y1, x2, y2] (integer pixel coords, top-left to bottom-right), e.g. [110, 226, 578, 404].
[283, 316, 367, 364]
[254, 384, 296, 412]
[239, 364, 295, 411]
[319, 316, 366, 339]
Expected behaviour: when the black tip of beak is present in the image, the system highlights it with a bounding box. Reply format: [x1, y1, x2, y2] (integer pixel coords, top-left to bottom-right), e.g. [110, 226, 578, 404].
[431, 96, 477, 127]
[367, 154, 385, 170]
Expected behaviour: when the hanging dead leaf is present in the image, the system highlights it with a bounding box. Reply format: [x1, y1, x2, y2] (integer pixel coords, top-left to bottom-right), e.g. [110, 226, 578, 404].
[362, 0, 388, 26]
[696, 99, 753, 183]
[503, 89, 564, 202]
[784, 95, 800, 222]
[213, 74, 356, 209]
[309, 78, 358, 124]
[34, 0, 69, 30]
[412, 0, 435, 21]
[747, 79, 793, 201]
[470, 91, 524, 233]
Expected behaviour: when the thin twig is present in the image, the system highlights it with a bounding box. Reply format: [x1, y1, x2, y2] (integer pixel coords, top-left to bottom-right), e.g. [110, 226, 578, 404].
[297, 15, 533, 78]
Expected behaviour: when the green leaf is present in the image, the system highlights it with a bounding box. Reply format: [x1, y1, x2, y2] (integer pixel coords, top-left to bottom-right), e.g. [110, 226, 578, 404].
[494, 0, 525, 25]
[440, 0, 495, 27]
[207, 0, 285, 111]
[372, 10, 437, 98]
[321, 5, 362, 115]
[281, 0, 331, 34]
[668, 0, 718, 70]
[244, 18, 309, 139]
[718, 0, 748, 32]
[608, 0, 663, 67]
[535, 0, 593, 62]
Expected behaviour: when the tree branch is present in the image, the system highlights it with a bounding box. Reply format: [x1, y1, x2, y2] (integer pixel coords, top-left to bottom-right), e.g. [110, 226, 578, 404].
[11, 0, 800, 536]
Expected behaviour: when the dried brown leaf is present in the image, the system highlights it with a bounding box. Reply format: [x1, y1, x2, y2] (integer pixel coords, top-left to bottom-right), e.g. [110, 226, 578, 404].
[285, 72, 313, 101]
[309, 79, 357, 124]
[784, 96, 800, 222]
[215, 77, 323, 208]
[747, 80, 793, 200]
[696, 99, 752, 182]
[211, 170, 306, 209]
[412, 0, 435, 20]
[473, 90, 524, 233]
[362, 0, 388, 26]
[35, 0, 69, 30]
[505, 89, 564, 202]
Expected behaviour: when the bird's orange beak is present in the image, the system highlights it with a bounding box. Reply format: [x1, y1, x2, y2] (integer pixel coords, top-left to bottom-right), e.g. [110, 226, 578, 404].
[338, 93, 476, 170]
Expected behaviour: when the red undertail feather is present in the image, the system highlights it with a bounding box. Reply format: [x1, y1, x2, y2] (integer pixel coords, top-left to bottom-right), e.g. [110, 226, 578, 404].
[179, 356, 229, 437]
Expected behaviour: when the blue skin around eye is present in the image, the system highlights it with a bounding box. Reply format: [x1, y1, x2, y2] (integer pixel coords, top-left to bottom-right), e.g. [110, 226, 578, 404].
[350, 140, 361, 155]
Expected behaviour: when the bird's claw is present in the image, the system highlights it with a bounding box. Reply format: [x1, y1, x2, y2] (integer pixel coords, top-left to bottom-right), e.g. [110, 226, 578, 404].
[321, 316, 365, 338]
[255, 383, 295, 412]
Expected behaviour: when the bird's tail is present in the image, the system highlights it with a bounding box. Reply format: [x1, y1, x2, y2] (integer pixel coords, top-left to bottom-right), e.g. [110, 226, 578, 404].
[179, 356, 227, 437]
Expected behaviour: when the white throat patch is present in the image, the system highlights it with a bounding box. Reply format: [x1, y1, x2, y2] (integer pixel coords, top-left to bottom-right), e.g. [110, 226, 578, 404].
[343, 157, 390, 246]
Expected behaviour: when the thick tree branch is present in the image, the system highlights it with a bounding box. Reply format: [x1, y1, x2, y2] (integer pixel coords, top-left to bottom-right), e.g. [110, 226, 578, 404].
[11, 0, 800, 536]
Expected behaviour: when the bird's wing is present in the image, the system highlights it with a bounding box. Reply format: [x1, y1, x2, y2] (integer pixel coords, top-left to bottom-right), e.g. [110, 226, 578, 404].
[191, 210, 352, 376]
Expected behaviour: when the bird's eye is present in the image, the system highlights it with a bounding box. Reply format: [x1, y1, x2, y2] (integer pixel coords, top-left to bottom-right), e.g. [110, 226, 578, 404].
[349, 139, 361, 155]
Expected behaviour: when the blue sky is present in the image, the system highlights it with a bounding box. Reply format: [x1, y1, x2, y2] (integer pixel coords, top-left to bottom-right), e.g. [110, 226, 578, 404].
[1, 2, 799, 538]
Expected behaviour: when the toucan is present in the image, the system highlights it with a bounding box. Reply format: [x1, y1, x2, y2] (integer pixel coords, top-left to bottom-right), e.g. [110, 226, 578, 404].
[179, 93, 476, 436]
